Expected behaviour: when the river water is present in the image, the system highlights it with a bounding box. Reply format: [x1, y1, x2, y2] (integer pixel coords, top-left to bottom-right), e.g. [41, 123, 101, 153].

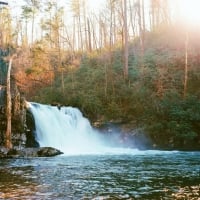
[1, 103, 199, 199]
[0, 150, 199, 199]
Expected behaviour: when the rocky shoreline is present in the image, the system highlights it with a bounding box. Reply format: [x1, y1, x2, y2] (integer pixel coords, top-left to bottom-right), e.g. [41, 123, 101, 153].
[172, 185, 200, 200]
[0, 146, 63, 158]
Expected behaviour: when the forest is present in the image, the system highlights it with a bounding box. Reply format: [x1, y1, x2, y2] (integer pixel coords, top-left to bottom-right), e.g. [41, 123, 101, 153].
[0, 0, 200, 150]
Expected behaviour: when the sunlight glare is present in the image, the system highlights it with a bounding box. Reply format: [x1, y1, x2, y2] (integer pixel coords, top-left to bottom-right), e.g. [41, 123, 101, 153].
[180, 0, 200, 25]
[87, 0, 105, 12]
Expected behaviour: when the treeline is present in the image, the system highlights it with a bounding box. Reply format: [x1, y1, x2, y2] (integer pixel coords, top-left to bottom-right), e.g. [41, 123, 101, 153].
[0, 0, 200, 149]
[1, 0, 176, 82]
[31, 27, 200, 150]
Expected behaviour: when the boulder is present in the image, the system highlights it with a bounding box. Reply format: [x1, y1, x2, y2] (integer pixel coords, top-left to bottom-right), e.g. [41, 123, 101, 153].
[0, 147, 8, 158]
[37, 147, 63, 157]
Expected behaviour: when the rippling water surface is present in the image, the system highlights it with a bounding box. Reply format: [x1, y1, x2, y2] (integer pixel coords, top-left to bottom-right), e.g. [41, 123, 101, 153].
[0, 150, 199, 199]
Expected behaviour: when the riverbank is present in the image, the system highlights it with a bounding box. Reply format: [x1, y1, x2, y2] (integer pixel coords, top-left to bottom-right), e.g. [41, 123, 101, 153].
[0, 147, 63, 158]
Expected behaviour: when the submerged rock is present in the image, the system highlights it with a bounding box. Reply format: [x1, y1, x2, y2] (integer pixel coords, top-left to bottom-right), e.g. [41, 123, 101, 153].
[0, 147, 63, 158]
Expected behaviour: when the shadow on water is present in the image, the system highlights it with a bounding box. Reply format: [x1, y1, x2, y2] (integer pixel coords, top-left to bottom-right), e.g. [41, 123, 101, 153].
[0, 163, 39, 199]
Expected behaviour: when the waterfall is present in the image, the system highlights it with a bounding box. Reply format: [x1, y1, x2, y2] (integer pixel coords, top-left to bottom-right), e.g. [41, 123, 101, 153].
[28, 102, 141, 155]
[28, 102, 106, 154]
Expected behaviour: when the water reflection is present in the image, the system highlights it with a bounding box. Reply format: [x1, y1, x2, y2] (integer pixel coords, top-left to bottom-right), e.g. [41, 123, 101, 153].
[0, 165, 38, 199]
[0, 152, 199, 199]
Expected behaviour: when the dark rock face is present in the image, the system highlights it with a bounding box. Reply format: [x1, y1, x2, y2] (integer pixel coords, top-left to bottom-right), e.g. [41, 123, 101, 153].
[0, 147, 63, 158]
[0, 147, 8, 158]
[0, 86, 5, 105]
[0, 79, 27, 149]
[12, 132, 26, 147]
[97, 121, 153, 150]
[25, 110, 39, 148]
[0, 86, 6, 146]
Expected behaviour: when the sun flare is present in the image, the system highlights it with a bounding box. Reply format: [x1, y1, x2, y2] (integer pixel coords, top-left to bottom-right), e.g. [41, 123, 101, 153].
[86, 0, 105, 12]
[179, 0, 200, 25]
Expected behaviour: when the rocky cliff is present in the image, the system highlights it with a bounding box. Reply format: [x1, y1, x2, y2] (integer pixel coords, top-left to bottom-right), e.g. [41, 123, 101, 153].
[0, 77, 27, 149]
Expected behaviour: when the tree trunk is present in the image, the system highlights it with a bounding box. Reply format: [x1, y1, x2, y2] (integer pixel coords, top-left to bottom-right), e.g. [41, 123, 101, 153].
[142, 0, 145, 33]
[83, 1, 88, 51]
[78, 15, 83, 51]
[92, 20, 98, 50]
[183, 31, 188, 98]
[5, 57, 13, 149]
[138, 0, 144, 56]
[32, 9, 35, 44]
[109, 0, 113, 49]
[151, 0, 156, 30]
[73, 17, 76, 51]
[87, 18, 92, 52]
[141, 0, 146, 51]
[123, 0, 129, 78]
[129, 0, 136, 38]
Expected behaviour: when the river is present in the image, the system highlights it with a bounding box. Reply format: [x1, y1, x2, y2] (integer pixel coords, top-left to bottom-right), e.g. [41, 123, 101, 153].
[0, 150, 199, 199]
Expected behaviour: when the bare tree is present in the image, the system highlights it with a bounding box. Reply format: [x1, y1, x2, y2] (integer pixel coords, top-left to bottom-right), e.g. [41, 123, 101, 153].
[21, 5, 32, 45]
[70, 0, 83, 51]
[161, 0, 170, 25]
[123, 0, 129, 78]
[87, 17, 92, 51]
[5, 54, 16, 149]
[183, 31, 188, 98]
[0, 6, 12, 46]
[108, 0, 115, 49]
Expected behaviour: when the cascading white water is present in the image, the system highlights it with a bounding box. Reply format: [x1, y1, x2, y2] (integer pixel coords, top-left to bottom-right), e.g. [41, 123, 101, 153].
[28, 102, 107, 154]
[29, 102, 154, 155]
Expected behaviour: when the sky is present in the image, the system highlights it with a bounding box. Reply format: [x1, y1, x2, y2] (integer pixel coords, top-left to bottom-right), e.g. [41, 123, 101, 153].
[7, 0, 106, 15]
[5, 0, 200, 25]
[3, 0, 200, 38]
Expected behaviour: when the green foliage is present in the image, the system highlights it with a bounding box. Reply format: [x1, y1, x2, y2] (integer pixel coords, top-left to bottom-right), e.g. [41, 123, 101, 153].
[31, 26, 200, 149]
[144, 94, 200, 148]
